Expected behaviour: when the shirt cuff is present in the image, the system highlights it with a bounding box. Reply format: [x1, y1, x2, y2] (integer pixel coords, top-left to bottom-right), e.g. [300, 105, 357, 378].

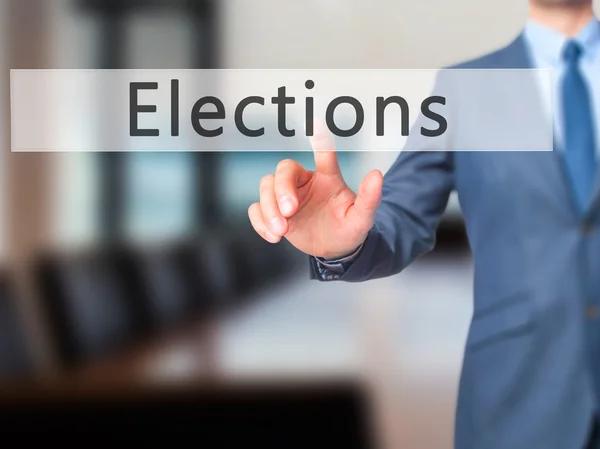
[314, 244, 363, 280]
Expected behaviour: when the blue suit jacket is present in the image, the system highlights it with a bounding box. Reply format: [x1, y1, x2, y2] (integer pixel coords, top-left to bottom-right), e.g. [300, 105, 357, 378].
[311, 34, 600, 449]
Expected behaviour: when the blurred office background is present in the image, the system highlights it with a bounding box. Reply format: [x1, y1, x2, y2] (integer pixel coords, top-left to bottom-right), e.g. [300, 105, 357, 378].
[0, 0, 588, 447]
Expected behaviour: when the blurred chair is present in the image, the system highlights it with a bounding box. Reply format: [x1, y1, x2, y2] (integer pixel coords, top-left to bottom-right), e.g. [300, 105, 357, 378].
[34, 249, 143, 367]
[0, 273, 34, 381]
[183, 229, 286, 302]
[115, 243, 195, 332]
[111, 230, 305, 333]
[233, 227, 304, 293]
[171, 234, 241, 312]
[170, 230, 289, 311]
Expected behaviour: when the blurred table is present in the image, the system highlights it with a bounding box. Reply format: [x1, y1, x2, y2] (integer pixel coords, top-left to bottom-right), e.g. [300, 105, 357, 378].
[0, 277, 371, 446]
[0, 276, 363, 400]
[0, 255, 474, 449]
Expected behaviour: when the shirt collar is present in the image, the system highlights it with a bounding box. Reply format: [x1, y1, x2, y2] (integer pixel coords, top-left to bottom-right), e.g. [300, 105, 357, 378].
[524, 16, 600, 66]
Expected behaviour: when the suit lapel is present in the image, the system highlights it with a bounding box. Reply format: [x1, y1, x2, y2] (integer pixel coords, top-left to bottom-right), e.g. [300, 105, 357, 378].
[498, 35, 580, 217]
[587, 161, 600, 219]
[573, 112, 600, 218]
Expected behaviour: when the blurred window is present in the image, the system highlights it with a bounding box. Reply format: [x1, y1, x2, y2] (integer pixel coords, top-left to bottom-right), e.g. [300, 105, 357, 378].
[50, 4, 361, 242]
[53, 6, 199, 245]
[123, 12, 196, 243]
[51, 2, 104, 247]
[123, 153, 196, 242]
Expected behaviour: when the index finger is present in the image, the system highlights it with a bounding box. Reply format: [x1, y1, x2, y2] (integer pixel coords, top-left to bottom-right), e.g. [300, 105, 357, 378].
[310, 120, 340, 176]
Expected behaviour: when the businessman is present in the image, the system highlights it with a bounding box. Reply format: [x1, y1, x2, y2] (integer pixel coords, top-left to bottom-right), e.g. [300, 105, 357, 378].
[249, 0, 600, 448]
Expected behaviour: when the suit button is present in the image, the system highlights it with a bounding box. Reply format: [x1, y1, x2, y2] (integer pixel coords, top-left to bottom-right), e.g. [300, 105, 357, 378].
[581, 222, 595, 236]
[586, 305, 599, 320]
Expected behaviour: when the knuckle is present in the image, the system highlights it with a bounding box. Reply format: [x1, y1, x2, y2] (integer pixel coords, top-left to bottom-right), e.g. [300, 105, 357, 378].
[259, 174, 274, 191]
[276, 159, 295, 173]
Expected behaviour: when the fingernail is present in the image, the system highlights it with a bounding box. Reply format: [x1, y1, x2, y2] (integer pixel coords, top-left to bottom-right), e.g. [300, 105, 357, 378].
[279, 196, 296, 216]
[270, 217, 286, 235]
[265, 231, 279, 243]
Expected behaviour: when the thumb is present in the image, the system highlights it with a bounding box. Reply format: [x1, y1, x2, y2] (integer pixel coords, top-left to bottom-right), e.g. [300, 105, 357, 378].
[310, 120, 340, 176]
[349, 170, 383, 231]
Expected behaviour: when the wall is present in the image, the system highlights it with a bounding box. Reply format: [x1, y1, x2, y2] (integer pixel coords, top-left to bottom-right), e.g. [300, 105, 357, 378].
[222, 0, 529, 69]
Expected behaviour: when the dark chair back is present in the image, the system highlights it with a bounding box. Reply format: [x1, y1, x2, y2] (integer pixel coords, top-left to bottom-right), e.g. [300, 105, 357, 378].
[0, 273, 33, 380]
[170, 231, 273, 311]
[171, 235, 238, 312]
[116, 243, 193, 331]
[232, 228, 304, 294]
[35, 249, 142, 366]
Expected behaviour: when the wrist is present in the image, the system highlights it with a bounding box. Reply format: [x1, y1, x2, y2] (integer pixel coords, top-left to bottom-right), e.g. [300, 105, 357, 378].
[319, 243, 364, 262]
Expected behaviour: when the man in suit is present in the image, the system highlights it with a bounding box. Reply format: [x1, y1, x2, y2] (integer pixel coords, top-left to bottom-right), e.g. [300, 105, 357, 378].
[249, 0, 600, 448]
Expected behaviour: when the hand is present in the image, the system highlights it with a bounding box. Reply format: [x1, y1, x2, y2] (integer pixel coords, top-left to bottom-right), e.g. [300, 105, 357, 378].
[248, 122, 383, 259]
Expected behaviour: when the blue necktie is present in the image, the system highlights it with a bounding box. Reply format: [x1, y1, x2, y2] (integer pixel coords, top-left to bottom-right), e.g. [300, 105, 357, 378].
[562, 40, 597, 213]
